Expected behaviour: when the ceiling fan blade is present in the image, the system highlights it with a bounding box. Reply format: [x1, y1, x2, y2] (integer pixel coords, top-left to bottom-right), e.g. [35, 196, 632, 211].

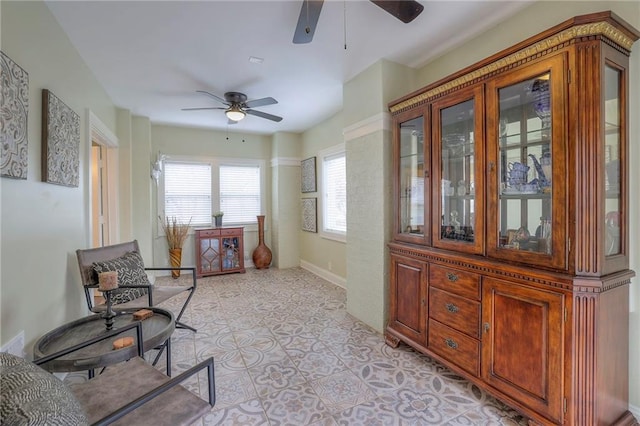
[196, 90, 229, 105]
[293, 0, 324, 44]
[244, 97, 278, 109]
[370, 0, 424, 23]
[246, 109, 283, 122]
[181, 107, 225, 111]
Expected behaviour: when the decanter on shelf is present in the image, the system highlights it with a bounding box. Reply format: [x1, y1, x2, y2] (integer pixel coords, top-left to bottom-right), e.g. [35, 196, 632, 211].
[457, 180, 467, 196]
[528, 152, 551, 189]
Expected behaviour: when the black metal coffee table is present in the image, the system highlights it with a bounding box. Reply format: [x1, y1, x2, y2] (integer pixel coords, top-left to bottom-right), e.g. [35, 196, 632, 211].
[34, 307, 174, 376]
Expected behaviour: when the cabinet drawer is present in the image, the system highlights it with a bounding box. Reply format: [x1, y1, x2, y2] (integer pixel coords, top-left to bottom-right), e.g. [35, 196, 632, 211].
[220, 228, 241, 236]
[429, 287, 480, 338]
[196, 229, 221, 238]
[428, 319, 480, 376]
[430, 265, 480, 300]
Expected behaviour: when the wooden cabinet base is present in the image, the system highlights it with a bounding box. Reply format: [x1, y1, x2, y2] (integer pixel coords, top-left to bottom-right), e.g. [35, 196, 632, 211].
[383, 333, 401, 349]
[386, 244, 637, 426]
[611, 411, 639, 426]
[195, 228, 246, 277]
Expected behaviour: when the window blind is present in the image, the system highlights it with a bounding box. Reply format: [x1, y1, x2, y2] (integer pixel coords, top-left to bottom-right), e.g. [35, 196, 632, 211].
[323, 152, 346, 234]
[164, 162, 212, 226]
[220, 164, 261, 223]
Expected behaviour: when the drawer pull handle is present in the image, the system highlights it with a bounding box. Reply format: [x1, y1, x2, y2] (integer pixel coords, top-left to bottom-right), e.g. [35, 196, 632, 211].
[446, 303, 459, 313]
[445, 338, 458, 350]
[446, 272, 459, 282]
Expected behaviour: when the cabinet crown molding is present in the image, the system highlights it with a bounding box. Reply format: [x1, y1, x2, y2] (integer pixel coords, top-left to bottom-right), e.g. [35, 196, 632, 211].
[390, 15, 638, 114]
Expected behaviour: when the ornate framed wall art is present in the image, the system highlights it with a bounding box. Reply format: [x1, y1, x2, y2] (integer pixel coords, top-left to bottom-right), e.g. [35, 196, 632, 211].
[1, 51, 29, 179]
[42, 89, 80, 187]
[301, 197, 317, 233]
[301, 156, 316, 193]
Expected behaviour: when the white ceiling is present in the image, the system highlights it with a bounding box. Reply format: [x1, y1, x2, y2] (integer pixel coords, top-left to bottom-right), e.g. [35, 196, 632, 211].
[45, 0, 532, 135]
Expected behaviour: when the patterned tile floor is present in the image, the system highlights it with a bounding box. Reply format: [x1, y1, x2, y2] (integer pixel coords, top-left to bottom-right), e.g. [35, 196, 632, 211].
[66, 267, 529, 425]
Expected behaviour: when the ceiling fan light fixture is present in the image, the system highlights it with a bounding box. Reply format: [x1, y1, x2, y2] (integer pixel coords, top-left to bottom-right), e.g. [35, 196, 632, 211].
[225, 105, 246, 122]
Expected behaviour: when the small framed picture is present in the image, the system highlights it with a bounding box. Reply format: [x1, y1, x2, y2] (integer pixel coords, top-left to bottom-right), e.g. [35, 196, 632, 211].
[301, 198, 317, 233]
[301, 156, 316, 193]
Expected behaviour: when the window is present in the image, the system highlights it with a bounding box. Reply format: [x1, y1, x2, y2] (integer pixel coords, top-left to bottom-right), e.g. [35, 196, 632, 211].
[161, 158, 263, 228]
[321, 145, 346, 240]
[220, 164, 261, 223]
[164, 162, 211, 225]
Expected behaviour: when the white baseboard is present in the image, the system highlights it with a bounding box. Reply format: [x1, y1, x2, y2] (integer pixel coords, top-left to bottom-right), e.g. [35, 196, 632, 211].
[1, 331, 24, 357]
[300, 260, 346, 289]
[629, 403, 640, 420]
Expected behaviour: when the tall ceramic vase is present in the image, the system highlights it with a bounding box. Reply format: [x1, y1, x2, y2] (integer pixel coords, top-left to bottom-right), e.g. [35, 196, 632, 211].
[169, 248, 182, 278]
[252, 215, 272, 269]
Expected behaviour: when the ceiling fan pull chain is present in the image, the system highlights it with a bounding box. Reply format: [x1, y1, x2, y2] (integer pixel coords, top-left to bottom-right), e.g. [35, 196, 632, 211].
[343, 1, 347, 50]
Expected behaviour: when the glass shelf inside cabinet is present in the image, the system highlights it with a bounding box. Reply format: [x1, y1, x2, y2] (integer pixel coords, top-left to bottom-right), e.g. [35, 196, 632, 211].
[440, 99, 475, 243]
[604, 64, 622, 256]
[497, 72, 553, 254]
[400, 117, 425, 236]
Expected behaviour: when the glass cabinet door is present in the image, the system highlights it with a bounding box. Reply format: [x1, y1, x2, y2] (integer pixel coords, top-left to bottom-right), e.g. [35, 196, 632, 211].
[199, 237, 220, 273]
[487, 54, 566, 269]
[395, 112, 428, 243]
[604, 64, 623, 258]
[432, 86, 484, 254]
[221, 237, 240, 270]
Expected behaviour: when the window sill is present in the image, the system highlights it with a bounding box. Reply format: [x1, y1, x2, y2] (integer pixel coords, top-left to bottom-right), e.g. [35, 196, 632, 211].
[188, 223, 259, 233]
[320, 231, 346, 244]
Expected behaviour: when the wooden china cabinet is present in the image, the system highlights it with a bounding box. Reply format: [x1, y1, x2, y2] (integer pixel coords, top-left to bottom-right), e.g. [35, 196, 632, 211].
[385, 12, 638, 426]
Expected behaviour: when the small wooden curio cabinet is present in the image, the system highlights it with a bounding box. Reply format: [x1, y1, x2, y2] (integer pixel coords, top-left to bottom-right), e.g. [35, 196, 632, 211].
[386, 11, 638, 426]
[195, 227, 246, 277]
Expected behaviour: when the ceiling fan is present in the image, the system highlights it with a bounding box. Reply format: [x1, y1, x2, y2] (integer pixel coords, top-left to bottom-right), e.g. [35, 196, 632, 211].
[182, 91, 283, 123]
[293, 0, 424, 44]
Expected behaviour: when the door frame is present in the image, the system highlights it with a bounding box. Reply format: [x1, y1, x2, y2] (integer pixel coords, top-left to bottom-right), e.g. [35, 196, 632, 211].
[86, 110, 119, 247]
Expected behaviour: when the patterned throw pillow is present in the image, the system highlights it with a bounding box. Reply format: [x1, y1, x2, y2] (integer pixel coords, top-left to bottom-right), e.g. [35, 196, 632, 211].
[0, 352, 88, 425]
[92, 251, 150, 305]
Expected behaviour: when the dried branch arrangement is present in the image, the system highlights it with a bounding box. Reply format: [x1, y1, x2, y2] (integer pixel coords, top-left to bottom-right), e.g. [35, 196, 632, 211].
[159, 216, 192, 249]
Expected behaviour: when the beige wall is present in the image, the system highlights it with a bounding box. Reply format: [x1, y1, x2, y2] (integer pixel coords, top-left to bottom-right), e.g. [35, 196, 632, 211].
[150, 124, 273, 269]
[116, 108, 134, 242]
[131, 116, 154, 260]
[271, 132, 302, 269]
[341, 59, 417, 331]
[344, 127, 391, 330]
[0, 1, 117, 352]
[299, 112, 347, 283]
